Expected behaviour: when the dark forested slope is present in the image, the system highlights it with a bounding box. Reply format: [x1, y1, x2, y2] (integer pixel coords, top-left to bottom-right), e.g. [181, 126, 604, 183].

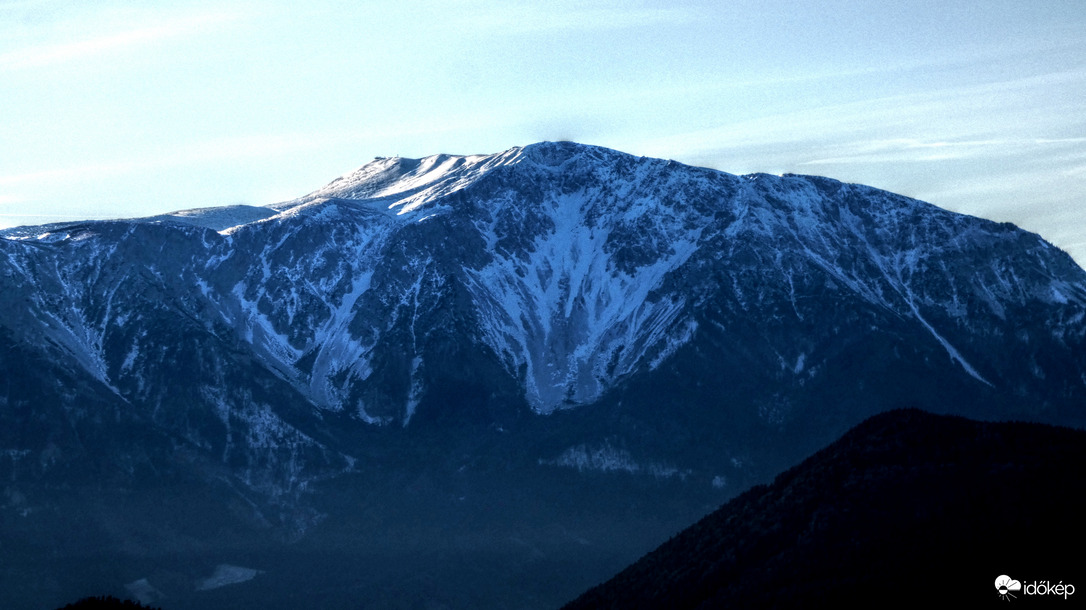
[565, 408, 1086, 608]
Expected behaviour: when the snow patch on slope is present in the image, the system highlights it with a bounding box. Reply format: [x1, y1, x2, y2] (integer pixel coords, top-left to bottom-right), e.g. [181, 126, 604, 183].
[543, 442, 687, 479]
[195, 564, 264, 591]
[466, 187, 702, 412]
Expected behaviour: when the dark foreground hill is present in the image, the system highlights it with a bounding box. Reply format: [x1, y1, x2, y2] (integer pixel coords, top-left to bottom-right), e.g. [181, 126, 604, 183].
[565, 408, 1086, 608]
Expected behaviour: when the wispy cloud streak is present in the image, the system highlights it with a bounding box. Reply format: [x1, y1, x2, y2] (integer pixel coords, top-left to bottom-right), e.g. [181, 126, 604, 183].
[444, 1, 693, 35]
[0, 9, 240, 71]
[800, 137, 1086, 166]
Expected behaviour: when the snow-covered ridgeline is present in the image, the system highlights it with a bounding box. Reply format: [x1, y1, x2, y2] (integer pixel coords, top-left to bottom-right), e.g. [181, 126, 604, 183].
[286, 147, 527, 215]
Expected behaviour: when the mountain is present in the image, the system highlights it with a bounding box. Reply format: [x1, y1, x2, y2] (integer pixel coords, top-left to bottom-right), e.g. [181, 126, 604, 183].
[1, 141, 1084, 608]
[563, 408, 1086, 608]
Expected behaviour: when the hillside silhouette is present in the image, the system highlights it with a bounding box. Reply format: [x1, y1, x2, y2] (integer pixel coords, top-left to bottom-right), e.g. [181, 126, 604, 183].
[565, 408, 1086, 608]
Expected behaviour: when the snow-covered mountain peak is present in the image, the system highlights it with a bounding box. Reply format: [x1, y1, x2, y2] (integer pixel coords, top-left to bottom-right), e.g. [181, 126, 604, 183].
[517, 140, 620, 167]
[215, 143, 1085, 416]
[3, 141, 1084, 428]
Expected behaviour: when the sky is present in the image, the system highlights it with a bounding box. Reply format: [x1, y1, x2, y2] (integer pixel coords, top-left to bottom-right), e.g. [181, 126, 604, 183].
[2, 0, 1085, 264]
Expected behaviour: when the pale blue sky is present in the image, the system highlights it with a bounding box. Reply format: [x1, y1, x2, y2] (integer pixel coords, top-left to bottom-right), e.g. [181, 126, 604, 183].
[2, 1, 1085, 262]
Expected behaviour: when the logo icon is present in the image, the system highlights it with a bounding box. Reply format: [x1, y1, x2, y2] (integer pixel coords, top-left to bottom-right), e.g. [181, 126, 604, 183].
[996, 575, 1022, 601]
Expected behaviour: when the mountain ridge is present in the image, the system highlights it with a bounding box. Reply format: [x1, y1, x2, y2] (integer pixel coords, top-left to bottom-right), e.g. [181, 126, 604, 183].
[1, 141, 1084, 608]
[3, 141, 1084, 458]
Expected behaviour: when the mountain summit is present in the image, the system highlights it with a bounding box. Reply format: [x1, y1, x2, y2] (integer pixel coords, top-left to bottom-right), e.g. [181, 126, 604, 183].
[2, 142, 1084, 608]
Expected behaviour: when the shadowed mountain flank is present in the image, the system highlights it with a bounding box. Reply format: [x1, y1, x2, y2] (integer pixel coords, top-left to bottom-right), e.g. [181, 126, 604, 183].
[565, 409, 1086, 608]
